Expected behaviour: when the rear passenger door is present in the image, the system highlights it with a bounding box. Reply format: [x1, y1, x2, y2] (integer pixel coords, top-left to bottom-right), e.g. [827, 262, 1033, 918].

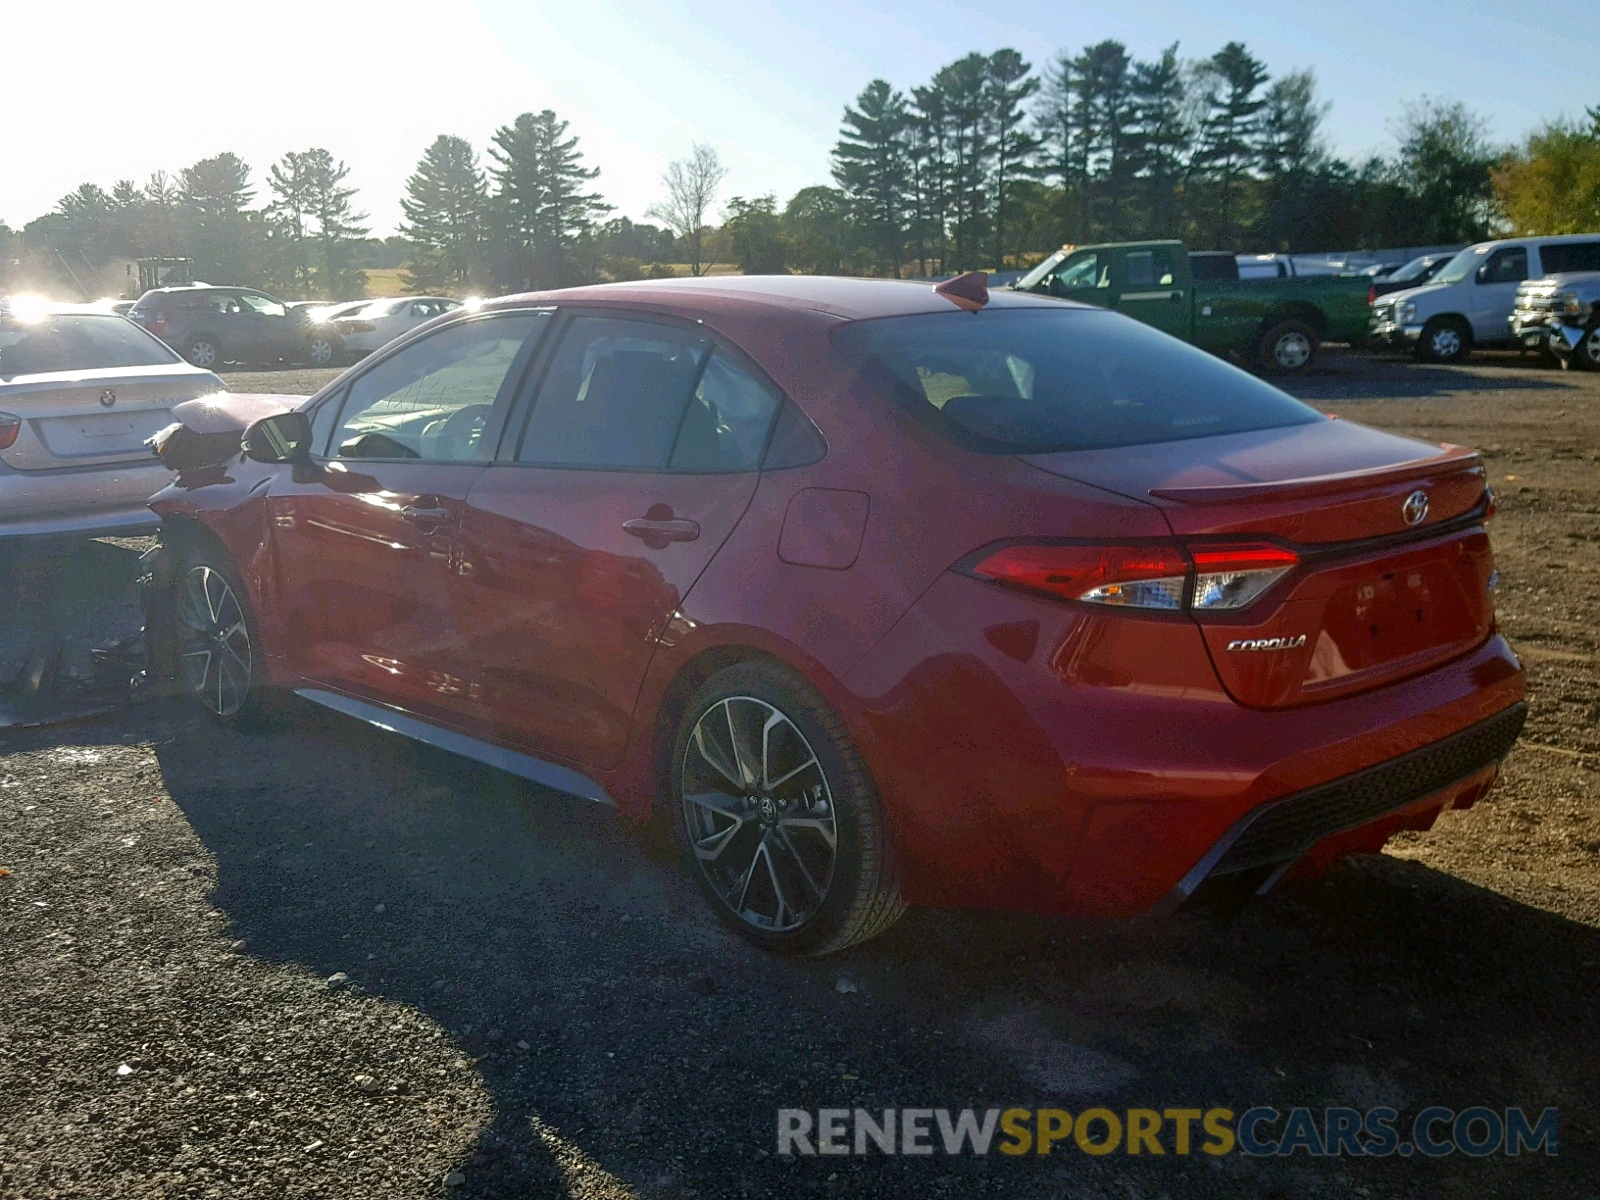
[455, 311, 782, 771]
[1112, 246, 1188, 339]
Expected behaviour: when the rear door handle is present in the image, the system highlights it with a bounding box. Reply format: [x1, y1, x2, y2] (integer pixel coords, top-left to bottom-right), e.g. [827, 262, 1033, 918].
[623, 516, 700, 543]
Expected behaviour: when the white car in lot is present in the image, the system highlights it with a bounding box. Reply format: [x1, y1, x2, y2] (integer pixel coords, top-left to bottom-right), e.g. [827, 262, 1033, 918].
[329, 295, 462, 358]
[0, 301, 223, 539]
[1369, 233, 1600, 362]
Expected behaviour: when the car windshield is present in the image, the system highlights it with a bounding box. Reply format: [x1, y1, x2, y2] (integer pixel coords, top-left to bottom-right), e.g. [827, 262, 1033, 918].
[1390, 256, 1437, 283]
[834, 307, 1322, 453]
[0, 314, 180, 377]
[1433, 245, 1494, 285]
[1013, 249, 1068, 291]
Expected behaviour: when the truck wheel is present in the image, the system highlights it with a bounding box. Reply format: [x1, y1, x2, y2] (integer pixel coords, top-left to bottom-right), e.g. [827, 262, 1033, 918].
[1560, 321, 1600, 371]
[1257, 320, 1318, 374]
[1417, 317, 1471, 364]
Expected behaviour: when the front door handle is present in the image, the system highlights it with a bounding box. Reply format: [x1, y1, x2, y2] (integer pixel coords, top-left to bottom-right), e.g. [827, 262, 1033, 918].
[623, 516, 700, 544]
[401, 501, 453, 533]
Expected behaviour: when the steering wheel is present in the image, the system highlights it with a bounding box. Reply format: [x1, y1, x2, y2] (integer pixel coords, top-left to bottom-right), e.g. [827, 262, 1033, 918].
[427, 403, 494, 461]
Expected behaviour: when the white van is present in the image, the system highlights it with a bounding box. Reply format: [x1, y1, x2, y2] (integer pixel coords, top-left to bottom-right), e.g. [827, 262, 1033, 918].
[1368, 233, 1600, 362]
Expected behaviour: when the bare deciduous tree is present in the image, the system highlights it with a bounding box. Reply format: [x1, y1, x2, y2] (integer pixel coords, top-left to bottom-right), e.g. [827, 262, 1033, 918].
[648, 143, 728, 276]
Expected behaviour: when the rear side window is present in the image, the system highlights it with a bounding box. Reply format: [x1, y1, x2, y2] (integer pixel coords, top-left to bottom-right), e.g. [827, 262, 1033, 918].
[670, 350, 782, 472]
[0, 314, 179, 377]
[834, 308, 1322, 453]
[1539, 242, 1600, 274]
[1124, 248, 1176, 289]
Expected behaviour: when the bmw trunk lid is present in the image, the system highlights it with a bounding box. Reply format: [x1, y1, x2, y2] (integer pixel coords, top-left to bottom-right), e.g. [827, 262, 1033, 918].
[1022, 418, 1498, 707]
[0, 365, 224, 471]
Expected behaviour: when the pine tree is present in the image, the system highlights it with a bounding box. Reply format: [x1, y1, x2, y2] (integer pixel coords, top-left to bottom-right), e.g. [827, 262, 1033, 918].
[1126, 45, 1188, 236]
[181, 152, 258, 286]
[832, 80, 911, 276]
[400, 134, 488, 291]
[1189, 42, 1271, 246]
[488, 110, 610, 291]
[266, 151, 316, 291]
[306, 150, 368, 298]
[1255, 70, 1330, 249]
[987, 49, 1040, 268]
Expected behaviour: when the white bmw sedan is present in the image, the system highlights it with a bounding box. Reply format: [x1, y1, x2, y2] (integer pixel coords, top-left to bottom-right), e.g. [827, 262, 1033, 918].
[0, 302, 224, 539]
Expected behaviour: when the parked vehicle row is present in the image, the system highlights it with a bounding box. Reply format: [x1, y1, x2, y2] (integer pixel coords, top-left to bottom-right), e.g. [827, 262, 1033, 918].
[139, 272, 1523, 954]
[1369, 233, 1600, 363]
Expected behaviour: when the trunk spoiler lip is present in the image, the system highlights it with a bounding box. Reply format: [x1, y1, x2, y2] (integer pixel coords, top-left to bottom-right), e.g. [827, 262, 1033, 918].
[1146, 444, 1483, 505]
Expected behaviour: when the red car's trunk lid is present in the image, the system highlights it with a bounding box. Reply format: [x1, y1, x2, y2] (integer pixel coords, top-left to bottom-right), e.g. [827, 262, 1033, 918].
[1023, 418, 1496, 708]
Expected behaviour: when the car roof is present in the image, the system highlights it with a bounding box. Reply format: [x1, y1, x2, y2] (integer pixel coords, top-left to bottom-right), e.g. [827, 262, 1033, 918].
[486, 274, 1068, 324]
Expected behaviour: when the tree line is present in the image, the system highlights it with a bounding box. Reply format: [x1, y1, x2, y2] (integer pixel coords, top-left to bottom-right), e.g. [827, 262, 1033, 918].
[3, 40, 1597, 300]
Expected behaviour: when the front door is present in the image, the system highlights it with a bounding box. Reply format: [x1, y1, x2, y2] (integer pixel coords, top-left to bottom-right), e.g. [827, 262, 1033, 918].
[456, 312, 782, 771]
[268, 310, 549, 724]
[1112, 245, 1189, 338]
[1466, 245, 1528, 342]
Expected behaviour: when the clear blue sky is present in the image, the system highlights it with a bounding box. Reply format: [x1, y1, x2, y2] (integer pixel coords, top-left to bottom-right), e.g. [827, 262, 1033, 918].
[6, 0, 1596, 236]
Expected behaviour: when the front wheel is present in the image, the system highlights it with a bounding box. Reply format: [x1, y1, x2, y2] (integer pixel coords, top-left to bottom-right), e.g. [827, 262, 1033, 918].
[173, 546, 265, 723]
[1559, 321, 1600, 372]
[672, 660, 904, 955]
[305, 335, 337, 367]
[185, 337, 221, 370]
[1417, 317, 1471, 363]
[1256, 319, 1318, 374]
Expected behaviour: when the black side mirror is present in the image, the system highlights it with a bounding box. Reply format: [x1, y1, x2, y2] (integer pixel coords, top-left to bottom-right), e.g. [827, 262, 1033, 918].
[242, 411, 314, 465]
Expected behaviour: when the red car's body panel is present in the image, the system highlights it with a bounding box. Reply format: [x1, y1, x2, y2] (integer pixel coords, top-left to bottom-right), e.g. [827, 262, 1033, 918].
[149, 276, 1525, 923]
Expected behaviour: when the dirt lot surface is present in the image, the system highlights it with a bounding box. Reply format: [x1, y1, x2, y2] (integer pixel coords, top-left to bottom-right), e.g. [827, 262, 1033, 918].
[1, 352, 1596, 1198]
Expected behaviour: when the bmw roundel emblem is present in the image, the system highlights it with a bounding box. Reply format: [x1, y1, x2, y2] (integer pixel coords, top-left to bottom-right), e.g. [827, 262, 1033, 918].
[99, 388, 117, 407]
[1402, 489, 1429, 526]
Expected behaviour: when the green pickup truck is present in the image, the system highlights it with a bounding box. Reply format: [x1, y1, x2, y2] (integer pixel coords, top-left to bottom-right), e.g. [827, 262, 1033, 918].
[1011, 240, 1371, 374]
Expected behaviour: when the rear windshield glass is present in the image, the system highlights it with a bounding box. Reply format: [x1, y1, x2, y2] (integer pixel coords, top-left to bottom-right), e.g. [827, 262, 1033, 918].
[0, 314, 180, 377]
[833, 307, 1322, 453]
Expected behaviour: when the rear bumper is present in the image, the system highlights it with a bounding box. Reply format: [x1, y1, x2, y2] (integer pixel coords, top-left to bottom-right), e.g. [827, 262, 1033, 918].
[1156, 701, 1525, 912]
[843, 571, 1527, 917]
[0, 459, 168, 540]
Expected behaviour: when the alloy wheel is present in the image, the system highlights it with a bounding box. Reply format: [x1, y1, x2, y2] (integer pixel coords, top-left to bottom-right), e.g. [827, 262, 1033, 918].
[189, 340, 218, 369]
[680, 696, 838, 934]
[1273, 331, 1312, 371]
[1584, 328, 1600, 368]
[308, 338, 334, 366]
[1429, 327, 1462, 360]
[176, 565, 252, 717]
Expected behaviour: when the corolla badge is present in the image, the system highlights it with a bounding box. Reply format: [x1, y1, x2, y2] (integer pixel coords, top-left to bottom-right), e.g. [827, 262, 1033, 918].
[1226, 635, 1308, 652]
[1402, 489, 1429, 526]
[99, 388, 117, 407]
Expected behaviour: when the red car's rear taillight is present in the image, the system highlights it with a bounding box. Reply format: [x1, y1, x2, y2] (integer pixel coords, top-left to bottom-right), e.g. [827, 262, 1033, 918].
[970, 542, 1189, 610]
[0, 414, 20, 451]
[967, 540, 1300, 613]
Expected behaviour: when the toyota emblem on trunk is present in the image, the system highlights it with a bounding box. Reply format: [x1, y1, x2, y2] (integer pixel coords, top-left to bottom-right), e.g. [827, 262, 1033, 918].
[99, 388, 117, 407]
[1402, 489, 1429, 526]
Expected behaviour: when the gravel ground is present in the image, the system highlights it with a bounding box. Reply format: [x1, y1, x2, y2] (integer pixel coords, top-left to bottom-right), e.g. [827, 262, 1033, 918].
[1, 353, 1596, 1199]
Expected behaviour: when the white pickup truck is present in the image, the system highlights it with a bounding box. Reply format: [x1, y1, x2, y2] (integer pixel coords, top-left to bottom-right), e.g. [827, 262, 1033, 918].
[1368, 233, 1600, 362]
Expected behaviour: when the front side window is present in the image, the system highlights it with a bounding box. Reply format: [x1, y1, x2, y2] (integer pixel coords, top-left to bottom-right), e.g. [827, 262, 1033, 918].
[1477, 247, 1528, 285]
[835, 307, 1322, 453]
[517, 316, 709, 470]
[1053, 252, 1108, 293]
[0, 314, 180, 377]
[327, 312, 545, 462]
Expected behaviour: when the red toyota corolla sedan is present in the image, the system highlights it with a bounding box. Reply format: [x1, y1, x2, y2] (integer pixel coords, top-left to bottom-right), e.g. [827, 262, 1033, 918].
[145, 274, 1525, 954]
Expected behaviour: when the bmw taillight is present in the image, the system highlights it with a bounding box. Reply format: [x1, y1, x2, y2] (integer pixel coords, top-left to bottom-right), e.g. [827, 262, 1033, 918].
[966, 540, 1299, 613]
[0, 414, 20, 451]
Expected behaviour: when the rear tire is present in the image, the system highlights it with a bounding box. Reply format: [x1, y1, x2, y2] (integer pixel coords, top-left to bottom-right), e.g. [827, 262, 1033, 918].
[1416, 317, 1471, 363]
[671, 660, 905, 955]
[1256, 319, 1318, 375]
[172, 543, 267, 726]
[185, 337, 221, 370]
[306, 335, 336, 367]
